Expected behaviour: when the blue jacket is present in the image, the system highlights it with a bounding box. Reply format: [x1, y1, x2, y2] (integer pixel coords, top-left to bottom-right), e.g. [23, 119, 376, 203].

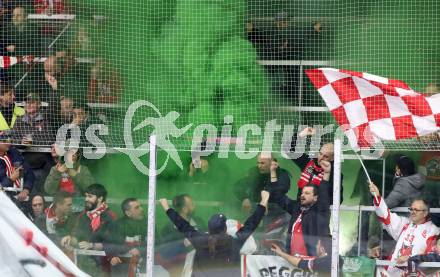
[0, 146, 34, 191]
[408, 252, 440, 274]
[409, 252, 440, 263]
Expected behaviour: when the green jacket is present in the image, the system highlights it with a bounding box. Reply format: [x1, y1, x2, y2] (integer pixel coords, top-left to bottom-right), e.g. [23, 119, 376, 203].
[44, 164, 95, 195]
[103, 216, 148, 256]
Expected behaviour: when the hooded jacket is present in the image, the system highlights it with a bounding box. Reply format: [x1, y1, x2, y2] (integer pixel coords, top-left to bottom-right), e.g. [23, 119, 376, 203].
[385, 173, 426, 209]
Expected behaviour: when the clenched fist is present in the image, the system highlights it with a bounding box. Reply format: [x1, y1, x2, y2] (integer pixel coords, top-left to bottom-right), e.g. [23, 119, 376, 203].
[320, 160, 331, 173]
[159, 198, 170, 211]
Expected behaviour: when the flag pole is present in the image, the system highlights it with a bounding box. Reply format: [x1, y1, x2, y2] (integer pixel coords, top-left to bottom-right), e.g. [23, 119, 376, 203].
[146, 135, 157, 277]
[353, 151, 379, 203]
[331, 137, 342, 277]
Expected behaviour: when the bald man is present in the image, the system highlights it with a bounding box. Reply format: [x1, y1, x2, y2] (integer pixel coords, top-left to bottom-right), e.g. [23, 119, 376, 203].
[290, 127, 343, 204]
[234, 152, 291, 219]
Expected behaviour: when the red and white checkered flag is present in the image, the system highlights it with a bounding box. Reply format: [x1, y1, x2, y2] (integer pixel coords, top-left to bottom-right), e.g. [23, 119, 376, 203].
[306, 68, 440, 148]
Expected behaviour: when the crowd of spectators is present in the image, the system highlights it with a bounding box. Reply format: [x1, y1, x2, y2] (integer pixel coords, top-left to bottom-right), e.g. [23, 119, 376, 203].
[0, 2, 122, 122]
[1, 105, 439, 277]
[0, 118, 342, 277]
[151, 128, 342, 276]
[153, 128, 440, 277]
[1, 4, 440, 276]
[0, 2, 128, 276]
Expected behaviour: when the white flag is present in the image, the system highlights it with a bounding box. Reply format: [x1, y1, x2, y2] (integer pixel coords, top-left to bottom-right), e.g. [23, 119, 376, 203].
[0, 191, 90, 277]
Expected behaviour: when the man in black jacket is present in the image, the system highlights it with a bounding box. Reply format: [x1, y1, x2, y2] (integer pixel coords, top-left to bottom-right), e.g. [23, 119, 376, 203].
[273, 160, 332, 257]
[159, 190, 270, 277]
[158, 194, 204, 273]
[234, 153, 290, 218]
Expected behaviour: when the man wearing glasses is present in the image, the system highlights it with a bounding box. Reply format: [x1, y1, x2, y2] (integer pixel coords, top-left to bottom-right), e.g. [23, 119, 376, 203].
[369, 182, 440, 276]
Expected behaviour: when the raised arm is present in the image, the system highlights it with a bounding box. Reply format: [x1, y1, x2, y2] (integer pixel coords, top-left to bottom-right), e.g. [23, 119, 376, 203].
[289, 127, 316, 169]
[159, 198, 204, 247]
[317, 161, 331, 209]
[272, 191, 298, 216]
[369, 182, 410, 241]
[267, 160, 290, 200]
[235, 190, 269, 243]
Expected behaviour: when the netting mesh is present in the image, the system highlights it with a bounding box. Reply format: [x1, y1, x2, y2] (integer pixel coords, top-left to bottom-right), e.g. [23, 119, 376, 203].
[333, 0, 440, 151]
[2, 1, 440, 276]
[2, 0, 439, 152]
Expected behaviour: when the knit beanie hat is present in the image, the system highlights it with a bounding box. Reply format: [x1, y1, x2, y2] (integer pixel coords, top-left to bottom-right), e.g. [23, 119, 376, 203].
[208, 214, 227, 235]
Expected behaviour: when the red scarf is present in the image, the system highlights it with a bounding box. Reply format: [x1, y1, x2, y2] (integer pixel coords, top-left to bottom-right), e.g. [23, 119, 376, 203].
[0, 154, 22, 188]
[290, 211, 308, 256]
[86, 203, 108, 232]
[297, 159, 324, 189]
[59, 172, 75, 193]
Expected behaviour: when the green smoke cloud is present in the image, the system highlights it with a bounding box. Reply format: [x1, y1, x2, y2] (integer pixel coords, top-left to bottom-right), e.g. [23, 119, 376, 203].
[335, 0, 440, 91]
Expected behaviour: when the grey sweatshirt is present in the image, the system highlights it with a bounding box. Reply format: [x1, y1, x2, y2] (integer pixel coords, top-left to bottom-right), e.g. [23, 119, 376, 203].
[385, 173, 426, 209]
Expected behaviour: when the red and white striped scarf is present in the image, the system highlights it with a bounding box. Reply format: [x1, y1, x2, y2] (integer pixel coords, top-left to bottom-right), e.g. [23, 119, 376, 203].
[0, 56, 33, 69]
[297, 159, 324, 189]
[0, 56, 18, 69]
[86, 202, 108, 232]
[0, 154, 22, 188]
